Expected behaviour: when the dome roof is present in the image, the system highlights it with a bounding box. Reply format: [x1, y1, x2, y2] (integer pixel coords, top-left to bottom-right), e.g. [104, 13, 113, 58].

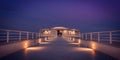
[52, 27, 68, 29]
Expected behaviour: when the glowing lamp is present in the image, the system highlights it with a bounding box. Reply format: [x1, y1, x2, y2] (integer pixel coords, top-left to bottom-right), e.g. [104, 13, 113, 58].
[69, 31, 75, 35]
[45, 37, 47, 40]
[91, 42, 96, 50]
[72, 31, 75, 34]
[24, 41, 28, 48]
[63, 30, 67, 34]
[38, 38, 42, 44]
[72, 38, 75, 42]
[44, 31, 49, 34]
[78, 39, 81, 44]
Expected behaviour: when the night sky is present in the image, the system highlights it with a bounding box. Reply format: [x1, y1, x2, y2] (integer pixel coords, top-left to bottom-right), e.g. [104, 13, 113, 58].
[0, 0, 120, 32]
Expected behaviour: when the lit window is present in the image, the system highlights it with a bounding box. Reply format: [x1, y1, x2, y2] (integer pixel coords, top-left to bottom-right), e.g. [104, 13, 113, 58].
[44, 31, 49, 34]
[63, 30, 67, 34]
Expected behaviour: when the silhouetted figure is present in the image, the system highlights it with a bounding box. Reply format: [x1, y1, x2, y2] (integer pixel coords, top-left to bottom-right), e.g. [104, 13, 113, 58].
[57, 30, 62, 37]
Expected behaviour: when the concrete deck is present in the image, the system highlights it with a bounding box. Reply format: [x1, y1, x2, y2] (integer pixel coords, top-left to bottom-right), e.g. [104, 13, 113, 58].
[0, 38, 117, 60]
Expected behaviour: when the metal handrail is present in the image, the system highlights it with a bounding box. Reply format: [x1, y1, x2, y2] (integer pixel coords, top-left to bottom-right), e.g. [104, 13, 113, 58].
[0, 29, 39, 45]
[0, 29, 35, 33]
[0, 29, 57, 45]
[81, 30, 120, 45]
[83, 30, 120, 34]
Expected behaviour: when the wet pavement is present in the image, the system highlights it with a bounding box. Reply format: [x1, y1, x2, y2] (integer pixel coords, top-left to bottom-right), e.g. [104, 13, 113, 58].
[0, 38, 117, 60]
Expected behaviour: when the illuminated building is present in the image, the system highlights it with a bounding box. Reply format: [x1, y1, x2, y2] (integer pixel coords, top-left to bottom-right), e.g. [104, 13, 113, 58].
[39, 27, 80, 38]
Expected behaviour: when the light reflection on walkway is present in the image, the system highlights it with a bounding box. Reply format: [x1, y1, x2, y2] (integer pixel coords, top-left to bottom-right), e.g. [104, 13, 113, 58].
[26, 47, 46, 51]
[73, 47, 95, 56]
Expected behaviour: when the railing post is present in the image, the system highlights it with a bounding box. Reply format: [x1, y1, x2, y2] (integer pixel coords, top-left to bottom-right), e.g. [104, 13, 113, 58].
[83, 34, 85, 40]
[32, 33, 34, 39]
[19, 32, 21, 41]
[98, 32, 100, 42]
[27, 32, 29, 40]
[36, 33, 38, 39]
[39, 33, 40, 38]
[85, 33, 87, 40]
[7, 31, 9, 43]
[110, 32, 112, 44]
[81, 33, 83, 40]
[90, 33, 92, 41]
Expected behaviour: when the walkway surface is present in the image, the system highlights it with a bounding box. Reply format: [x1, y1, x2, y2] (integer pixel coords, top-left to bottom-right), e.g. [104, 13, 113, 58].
[0, 38, 117, 60]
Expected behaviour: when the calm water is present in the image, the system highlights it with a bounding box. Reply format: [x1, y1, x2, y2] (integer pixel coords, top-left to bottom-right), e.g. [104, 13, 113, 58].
[0, 38, 117, 60]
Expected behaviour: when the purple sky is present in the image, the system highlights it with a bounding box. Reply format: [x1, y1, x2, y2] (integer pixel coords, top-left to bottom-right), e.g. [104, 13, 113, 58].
[0, 0, 120, 32]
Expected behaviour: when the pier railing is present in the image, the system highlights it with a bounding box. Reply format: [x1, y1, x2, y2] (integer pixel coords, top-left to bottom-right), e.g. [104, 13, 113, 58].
[0, 29, 39, 45]
[81, 30, 120, 47]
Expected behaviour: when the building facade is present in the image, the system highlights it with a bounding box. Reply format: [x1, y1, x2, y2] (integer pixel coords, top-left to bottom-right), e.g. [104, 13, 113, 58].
[39, 27, 80, 38]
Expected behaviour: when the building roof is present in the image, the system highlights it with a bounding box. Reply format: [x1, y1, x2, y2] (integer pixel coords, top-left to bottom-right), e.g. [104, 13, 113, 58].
[52, 27, 68, 29]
